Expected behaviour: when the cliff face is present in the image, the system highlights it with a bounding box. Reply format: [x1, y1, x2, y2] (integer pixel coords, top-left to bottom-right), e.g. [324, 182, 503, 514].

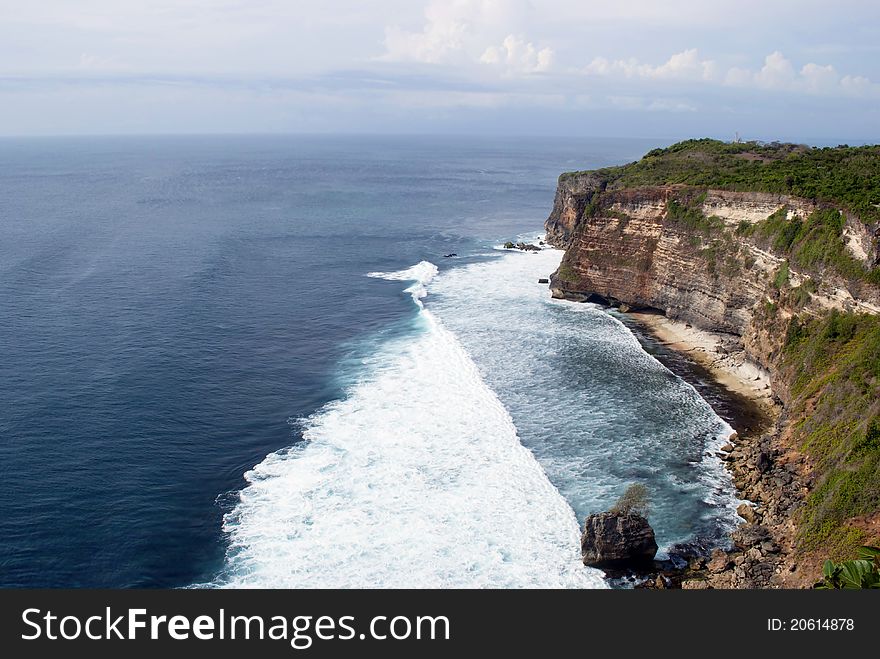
[545, 142, 880, 586]
[545, 172, 606, 245]
[547, 182, 880, 393]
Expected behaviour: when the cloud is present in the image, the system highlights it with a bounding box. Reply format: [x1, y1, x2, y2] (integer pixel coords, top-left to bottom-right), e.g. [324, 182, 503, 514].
[800, 62, 839, 93]
[582, 48, 880, 99]
[725, 51, 880, 98]
[379, 0, 551, 75]
[582, 49, 717, 82]
[380, 1, 472, 64]
[480, 35, 553, 74]
[723, 66, 752, 87]
[753, 51, 796, 88]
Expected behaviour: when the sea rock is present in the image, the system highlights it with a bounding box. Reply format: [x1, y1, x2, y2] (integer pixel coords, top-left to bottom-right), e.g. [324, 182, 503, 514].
[538, 278, 549, 284]
[581, 511, 658, 568]
[736, 503, 758, 524]
[503, 241, 541, 252]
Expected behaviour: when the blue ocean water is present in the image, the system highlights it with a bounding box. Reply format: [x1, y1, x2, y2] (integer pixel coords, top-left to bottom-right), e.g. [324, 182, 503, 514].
[0, 135, 738, 588]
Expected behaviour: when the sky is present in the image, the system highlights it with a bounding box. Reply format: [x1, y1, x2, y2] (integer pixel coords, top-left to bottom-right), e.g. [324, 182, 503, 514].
[1, 0, 878, 141]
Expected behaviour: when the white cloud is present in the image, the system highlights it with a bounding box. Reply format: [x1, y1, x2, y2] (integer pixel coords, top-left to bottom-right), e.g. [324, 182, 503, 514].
[480, 35, 553, 74]
[582, 49, 717, 82]
[841, 74, 876, 96]
[800, 62, 839, 93]
[753, 51, 796, 88]
[724, 66, 752, 87]
[381, 1, 473, 64]
[379, 0, 551, 75]
[725, 51, 880, 98]
[650, 49, 717, 81]
[582, 48, 880, 99]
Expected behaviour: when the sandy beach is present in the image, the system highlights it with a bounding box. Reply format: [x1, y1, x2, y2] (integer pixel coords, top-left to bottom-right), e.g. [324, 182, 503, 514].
[628, 311, 778, 414]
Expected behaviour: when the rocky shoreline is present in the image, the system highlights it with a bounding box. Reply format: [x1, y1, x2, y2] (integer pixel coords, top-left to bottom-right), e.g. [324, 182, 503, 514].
[624, 314, 818, 589]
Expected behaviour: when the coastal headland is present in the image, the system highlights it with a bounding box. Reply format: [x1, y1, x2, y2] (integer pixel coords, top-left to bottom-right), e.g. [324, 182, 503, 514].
[545, 139, 880, 587]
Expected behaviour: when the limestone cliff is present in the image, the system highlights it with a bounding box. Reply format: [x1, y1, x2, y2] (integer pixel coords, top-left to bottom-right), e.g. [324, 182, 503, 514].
[547, 181, 880, 401]
[546, 139, 880, 586]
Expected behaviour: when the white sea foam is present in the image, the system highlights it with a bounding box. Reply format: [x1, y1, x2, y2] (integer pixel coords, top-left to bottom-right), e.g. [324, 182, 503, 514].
[220, 261, 604, 588]
[428, 242, 743, 554]
[368, 260, 438, 309]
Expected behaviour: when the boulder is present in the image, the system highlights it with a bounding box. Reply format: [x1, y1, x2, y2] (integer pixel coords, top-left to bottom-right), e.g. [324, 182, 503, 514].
[538, 278, 549, 284]
[731, 524, 771, 550]
[736, 502, 758, 524]
[581, 511, 658, 568]
[503, 241, 541, 251]
[707, 548, 731, 573]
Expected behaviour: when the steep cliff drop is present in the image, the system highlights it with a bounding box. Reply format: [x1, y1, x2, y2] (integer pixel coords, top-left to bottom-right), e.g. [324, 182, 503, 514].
[546, 139, 880, 588]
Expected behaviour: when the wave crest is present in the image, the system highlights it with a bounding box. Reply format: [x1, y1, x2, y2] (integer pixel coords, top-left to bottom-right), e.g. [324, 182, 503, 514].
[368, 260, 438, 308]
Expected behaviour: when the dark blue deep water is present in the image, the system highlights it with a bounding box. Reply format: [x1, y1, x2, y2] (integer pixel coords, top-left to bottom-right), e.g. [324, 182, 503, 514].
[1, 135, 669, 587]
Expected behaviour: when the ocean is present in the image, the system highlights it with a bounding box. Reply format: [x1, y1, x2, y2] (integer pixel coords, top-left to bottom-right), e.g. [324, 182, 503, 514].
[0, 135, 741, 588]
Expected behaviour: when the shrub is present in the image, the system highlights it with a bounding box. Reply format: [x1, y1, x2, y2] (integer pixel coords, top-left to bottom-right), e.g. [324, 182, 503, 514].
[773, 261, 790, 289]
[557, 262, 577, 281]
[735, 219, 756, 237]
[665, 199, 723, 235]
[814, 547, 880, 589]
[611, 483, 650, 517]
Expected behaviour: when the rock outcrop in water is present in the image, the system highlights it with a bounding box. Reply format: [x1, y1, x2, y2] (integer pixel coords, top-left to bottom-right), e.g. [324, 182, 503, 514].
[504, 241, 541, 252]
[547, 139, 880, 587]
[581, 511, 658, 568]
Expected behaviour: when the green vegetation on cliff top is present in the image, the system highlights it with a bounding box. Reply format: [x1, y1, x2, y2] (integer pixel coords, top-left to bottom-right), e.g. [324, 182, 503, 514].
[562, 138, 880, 223]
